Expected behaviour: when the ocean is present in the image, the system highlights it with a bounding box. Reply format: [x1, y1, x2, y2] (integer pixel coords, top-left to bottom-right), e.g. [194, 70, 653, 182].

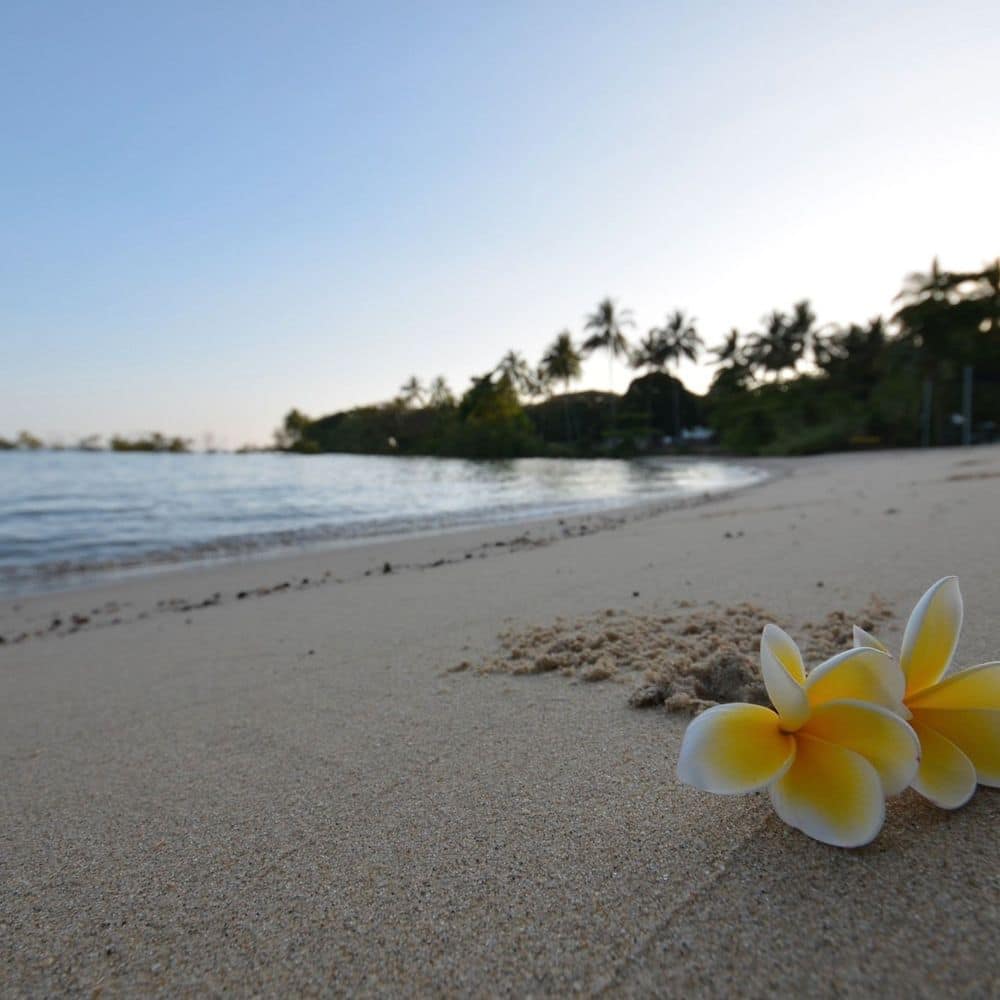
[0, 451, 764, 595]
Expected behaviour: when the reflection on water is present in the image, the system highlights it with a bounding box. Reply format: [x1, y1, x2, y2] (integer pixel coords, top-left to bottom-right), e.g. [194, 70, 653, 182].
[0, 451, 765, 594]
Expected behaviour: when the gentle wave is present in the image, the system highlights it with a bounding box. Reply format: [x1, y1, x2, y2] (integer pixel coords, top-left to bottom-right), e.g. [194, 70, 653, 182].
[0, 451, 765, 595]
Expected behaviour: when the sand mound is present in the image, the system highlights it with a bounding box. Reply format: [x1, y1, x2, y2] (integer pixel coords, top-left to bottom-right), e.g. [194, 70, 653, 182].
[473, 597, 893, 715]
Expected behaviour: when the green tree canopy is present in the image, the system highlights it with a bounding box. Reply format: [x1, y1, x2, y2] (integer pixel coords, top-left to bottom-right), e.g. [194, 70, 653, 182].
[495, 350, 540, 400]
[427, 376, 455, 408]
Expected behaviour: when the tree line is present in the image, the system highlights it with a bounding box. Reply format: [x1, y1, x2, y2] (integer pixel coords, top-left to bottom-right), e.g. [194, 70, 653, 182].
[0, 432, 193, 453]
[5, 257, 995, 458]
[280, 257, 1000, 457]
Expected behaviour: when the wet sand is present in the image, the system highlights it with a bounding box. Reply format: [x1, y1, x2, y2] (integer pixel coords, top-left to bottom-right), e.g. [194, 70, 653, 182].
[2, 446, 999, 996]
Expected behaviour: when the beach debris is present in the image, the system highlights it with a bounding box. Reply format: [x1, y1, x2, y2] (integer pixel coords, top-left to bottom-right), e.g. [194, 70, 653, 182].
[677, 623, 919, 847]
[849, 577, 1000, 811]
[947, 469, 1000, 482]
[628, 684, 666, 708]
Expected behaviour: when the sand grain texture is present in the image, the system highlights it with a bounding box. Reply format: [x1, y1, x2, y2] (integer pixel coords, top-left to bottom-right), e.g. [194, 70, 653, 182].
[479, 595, 893, 714]
[2, 447, 999, 997]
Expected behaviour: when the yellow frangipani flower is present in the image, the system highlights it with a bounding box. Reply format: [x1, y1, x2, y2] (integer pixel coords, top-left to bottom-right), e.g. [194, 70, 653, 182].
[677, 624, 920, 848]
[853, 576, 1000, 810]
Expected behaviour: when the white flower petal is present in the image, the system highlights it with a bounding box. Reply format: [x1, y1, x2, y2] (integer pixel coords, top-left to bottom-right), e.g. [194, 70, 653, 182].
[907, 662, 1000, 711]
[760, 626, 810, 729]
[804, 647, 905, 710]
[769, 734, 885, 848]
[761, 623, 806, 683]
[677, 703, 795, 795]
[852, 625, 889, 654]
[801, 700, 919, 795]
[910, 707, 1000, 787]
[909, 720, 978, 809]
[899, 576, 962, 697]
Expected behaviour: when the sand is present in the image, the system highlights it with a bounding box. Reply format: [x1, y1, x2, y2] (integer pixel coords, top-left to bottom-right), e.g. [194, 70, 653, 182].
[476, 595, 893, 713]
[1, 446, 999, 997]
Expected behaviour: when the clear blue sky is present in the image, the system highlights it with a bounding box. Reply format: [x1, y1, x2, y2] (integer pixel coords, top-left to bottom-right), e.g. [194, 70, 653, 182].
[3, 1, 998, 448]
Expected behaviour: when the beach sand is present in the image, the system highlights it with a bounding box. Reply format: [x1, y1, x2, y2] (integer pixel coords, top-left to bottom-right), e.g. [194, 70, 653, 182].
[2, 446, 999, 997]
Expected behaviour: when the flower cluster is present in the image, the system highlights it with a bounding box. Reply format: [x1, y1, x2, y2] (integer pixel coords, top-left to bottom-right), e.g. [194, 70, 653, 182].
[677, 577, 999, 847]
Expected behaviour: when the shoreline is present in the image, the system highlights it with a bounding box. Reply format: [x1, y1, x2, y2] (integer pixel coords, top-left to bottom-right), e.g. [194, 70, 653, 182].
[0, 458, 778, 621]
[3, 445, 998, 996]
[0, 453, 769, 601]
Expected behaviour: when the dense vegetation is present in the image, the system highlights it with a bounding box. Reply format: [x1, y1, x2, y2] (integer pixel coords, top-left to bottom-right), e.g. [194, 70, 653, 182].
[108, 433, 192, 453]
[287, 372, 704, 459]
[0, 431, 192, 453]
[280, 258, 1000, 458]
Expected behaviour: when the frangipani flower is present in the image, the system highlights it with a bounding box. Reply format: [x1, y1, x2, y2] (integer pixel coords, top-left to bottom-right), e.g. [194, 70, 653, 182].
[853, 576, 1000, 810]
[677, 625, 920, 847]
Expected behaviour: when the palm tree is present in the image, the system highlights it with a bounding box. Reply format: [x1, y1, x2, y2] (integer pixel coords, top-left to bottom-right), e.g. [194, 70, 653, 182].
[815, 318, 887, 391]
[659, 310, 703, 367]
[896, 257, 956, 309]
[975, 259, 1000, 337]
[540, 331, 583, 391]
[711, 328, 743, 367]
[631, 329, 669, 375]
[399, 375, 426, 408]
[495, 350, 539, 400]
[540, 331, 583, 442]
[583, 298, 634, 432]
[657, 310, 703, 435]
[747, 301, 813, 381]
[746, 311, 782, 380]
[629, 329, 670, 435]
[428, 376, 454, 408]
[707, 329, 753, 395]
[787, 299, 818, 367]
[583, 298, 634, 392]
[894, 259, 985, 446]
[533, 364, 554, 398]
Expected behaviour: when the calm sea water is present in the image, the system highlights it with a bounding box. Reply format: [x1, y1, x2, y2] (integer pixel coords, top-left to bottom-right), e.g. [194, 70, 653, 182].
[0, 452, 764, 595]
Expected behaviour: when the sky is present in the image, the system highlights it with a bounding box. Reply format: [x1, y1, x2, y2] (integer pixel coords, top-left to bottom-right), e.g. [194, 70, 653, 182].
[3, 1, 999, 449]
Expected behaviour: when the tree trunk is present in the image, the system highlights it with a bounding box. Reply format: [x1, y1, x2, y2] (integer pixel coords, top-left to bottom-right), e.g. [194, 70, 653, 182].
[608, 353, 617, 432]
[562, 381, 572, 443]
[961, 365, 973, 446]
[920, 377, 933, 447]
